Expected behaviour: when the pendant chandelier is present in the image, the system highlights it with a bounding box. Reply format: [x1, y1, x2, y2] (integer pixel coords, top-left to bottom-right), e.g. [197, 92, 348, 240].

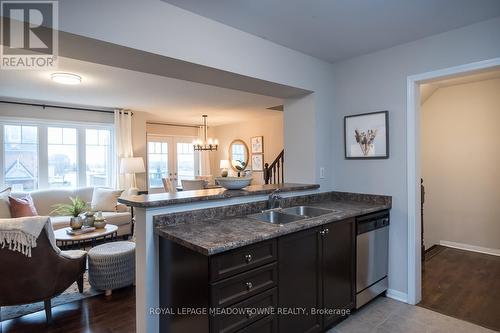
[193, 115, 218, 151]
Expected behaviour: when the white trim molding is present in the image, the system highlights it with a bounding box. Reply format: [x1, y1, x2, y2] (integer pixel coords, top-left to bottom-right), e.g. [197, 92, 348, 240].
[440, 241, 500, 257]
[406, 57, 500, 306]
[386, 289, 408, 303]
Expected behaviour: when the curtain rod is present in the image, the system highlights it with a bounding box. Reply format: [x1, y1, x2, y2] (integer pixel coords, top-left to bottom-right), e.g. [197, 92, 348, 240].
[0, 100, 132, 115]
[147, 121, 200, 128]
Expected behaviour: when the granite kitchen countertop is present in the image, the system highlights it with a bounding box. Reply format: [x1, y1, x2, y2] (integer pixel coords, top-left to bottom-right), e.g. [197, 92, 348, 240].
[155, 198, 390, 256]
[118, 183, 319, 208]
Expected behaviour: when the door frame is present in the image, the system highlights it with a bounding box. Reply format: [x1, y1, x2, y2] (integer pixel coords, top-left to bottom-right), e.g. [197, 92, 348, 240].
[406, 57, 500, 305]
[146, 134, 199, 191]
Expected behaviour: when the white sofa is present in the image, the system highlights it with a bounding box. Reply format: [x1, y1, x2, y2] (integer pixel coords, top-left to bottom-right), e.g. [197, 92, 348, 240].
[12, 187, 132, 237]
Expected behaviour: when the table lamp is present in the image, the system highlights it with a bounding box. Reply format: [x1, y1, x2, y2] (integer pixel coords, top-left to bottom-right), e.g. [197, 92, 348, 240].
[120, 157, 145, 195]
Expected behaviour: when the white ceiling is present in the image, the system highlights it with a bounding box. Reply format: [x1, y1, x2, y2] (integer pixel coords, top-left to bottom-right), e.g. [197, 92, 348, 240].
[420, 67, 500, 103]
[0, 57, 283, 126]
[163, 0, 500, 63]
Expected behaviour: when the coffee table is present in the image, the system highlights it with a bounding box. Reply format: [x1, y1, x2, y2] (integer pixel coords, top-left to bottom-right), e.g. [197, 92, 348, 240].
[55, 224, 118, 249]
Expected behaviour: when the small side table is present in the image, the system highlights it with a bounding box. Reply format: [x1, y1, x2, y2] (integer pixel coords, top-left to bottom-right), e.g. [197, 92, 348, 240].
[55, 224, 118, 249]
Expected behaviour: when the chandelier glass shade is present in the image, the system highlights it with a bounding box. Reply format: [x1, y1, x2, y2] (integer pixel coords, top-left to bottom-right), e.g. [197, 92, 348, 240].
[193, 115, 218, 151]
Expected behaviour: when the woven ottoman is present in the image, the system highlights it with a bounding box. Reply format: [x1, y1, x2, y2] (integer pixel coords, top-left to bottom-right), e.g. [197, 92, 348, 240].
[88, 241, 135, 296]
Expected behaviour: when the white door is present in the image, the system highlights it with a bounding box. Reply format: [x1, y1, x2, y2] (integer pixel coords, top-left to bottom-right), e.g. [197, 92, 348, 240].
[147, 135, 199, 192]
[174, 137, 199, 187]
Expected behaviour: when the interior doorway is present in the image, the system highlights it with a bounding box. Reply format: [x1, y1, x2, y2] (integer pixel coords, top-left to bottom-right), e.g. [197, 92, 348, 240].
[406, 57, 500, 306]
[418, 68, 500, 331]
[147, 135, 199, 192]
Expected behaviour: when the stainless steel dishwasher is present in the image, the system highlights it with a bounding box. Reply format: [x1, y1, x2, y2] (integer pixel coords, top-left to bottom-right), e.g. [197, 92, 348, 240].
[356, 210, 390, 309]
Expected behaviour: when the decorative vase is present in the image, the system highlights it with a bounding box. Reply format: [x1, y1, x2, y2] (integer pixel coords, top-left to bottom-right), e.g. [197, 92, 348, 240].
[94, 211, 106, 229]
[221, 169, 228, 177]
[84, 211, 95, 227]
[70, 216, 83, 230]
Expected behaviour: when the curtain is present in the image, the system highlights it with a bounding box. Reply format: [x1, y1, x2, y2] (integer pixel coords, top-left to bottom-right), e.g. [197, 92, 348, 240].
[197, 126, 212, 176]
[113, 109, 134, 189]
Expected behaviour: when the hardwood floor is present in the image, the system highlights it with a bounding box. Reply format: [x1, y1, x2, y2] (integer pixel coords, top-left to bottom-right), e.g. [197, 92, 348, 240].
[1, 287, 135, 333]
[419, 245, 500, 332]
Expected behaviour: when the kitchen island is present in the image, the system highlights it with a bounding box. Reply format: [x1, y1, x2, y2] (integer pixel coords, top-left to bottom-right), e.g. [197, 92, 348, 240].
[119, 183, 323, 333]
[152, 190, 391, 333]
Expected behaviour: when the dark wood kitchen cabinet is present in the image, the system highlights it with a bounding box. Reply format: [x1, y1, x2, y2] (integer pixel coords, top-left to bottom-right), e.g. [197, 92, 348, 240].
[322, 218, 355, 327]
[278, 226, 323, 333]
[159, 218, 356, 333]
[278, 218, 355, 333]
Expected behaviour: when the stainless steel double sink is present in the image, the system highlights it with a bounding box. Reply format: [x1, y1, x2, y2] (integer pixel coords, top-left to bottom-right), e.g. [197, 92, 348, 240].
[248, 206, 335, 225]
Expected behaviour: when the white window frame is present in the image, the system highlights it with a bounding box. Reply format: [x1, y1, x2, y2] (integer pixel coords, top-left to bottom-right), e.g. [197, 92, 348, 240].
[0, 116, 114, 191]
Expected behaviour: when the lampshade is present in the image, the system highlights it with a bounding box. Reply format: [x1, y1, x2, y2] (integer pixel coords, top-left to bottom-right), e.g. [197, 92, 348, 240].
[219, 160, 230, 169]
[120, 157, 145, 174]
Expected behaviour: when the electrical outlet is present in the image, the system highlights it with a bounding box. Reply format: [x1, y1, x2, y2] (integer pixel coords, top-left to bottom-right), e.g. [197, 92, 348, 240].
[320, 167, 325, 179]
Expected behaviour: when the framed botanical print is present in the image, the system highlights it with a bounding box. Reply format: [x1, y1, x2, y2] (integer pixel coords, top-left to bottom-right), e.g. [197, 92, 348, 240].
[344, 111, 389, 159]
[251, 136, 263, 154]
[251, 154, 264, 171]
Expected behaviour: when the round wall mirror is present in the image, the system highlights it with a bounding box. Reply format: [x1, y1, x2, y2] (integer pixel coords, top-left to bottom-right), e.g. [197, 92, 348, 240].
[229, 139, 249, 172]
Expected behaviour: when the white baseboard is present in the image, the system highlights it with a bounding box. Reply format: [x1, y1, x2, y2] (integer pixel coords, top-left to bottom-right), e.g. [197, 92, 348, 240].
[439, 240, 500, 257]
[386, 289, 408, 303]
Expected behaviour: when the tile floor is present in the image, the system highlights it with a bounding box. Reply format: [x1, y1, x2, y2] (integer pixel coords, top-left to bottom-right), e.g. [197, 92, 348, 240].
[328, 296, 497, 333]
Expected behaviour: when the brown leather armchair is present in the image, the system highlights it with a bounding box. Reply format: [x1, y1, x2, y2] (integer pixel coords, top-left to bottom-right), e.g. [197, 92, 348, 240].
[0, 228, 86, 322]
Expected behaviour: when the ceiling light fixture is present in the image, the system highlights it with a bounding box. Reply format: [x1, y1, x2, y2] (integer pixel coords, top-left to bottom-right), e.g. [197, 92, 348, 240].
[193, 115, 218, 151]
[51, 72, 82, 85]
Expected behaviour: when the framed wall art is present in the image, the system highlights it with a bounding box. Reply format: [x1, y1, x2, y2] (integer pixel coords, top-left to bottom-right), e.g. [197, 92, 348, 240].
[344, 111, 389, 159]
[251, 136, 264, 154]
[251, 154, 264, 171]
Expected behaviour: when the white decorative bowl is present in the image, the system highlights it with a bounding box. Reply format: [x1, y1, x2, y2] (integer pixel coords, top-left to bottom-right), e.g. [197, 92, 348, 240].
[215, 177, 252, 190]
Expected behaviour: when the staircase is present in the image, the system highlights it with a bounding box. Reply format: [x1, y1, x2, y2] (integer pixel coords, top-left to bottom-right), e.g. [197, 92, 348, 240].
[264, 149, 284, 184]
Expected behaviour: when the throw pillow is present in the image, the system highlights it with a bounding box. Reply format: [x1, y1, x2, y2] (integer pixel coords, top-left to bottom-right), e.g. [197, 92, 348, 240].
[0, 187, 12, 218]
[91, 188, 124, 212]
[9, 195, 38, 218]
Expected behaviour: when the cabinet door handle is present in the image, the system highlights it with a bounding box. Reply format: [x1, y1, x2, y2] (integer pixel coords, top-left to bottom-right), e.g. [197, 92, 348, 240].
[246, 282, 253, 290]
[245, 254, 252, 263]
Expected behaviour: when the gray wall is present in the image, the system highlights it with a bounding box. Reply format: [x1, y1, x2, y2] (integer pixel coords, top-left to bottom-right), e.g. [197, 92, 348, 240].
[331, 16, 500, 295]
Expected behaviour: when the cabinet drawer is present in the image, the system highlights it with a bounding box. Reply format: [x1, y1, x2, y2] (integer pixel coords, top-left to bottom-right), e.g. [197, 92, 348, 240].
[211, 262, 277, 308]
[210, 240, 277, 281]
[211, 287, 277, 333]
[238, 315, 277, 333]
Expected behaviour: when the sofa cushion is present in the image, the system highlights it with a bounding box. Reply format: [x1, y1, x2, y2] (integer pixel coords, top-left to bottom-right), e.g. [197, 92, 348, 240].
[91, 188, 124, 212]
[9, 195, 38, 218]
[101, 212, 131, 227]
[50, 216, 72, 230]
[0, 187, 12, 218]
[14, 187, 95, 216]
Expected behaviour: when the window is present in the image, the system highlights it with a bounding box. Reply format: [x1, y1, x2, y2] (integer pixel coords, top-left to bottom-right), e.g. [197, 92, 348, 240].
[0, 121, 113, 191]
[48, 127, 78, 188]
[86, 129, 112, 187]
[148, 141, 168, 189]
[3, 125, 38, 191]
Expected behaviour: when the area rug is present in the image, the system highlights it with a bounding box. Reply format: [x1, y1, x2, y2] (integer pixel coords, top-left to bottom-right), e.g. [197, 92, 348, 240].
[0, 271, 102, 321]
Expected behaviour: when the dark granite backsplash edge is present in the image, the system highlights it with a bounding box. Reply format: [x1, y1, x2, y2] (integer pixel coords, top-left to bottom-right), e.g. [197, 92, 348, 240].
[153, 191, 391, 227]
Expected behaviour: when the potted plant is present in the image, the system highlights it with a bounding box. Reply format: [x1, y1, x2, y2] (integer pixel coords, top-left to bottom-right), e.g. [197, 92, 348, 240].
[51, 197, 88, 230]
